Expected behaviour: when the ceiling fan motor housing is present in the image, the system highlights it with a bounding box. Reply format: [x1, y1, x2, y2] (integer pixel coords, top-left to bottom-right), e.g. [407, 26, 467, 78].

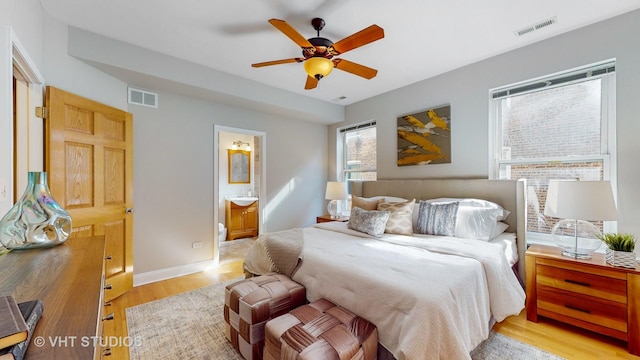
[303, 37, 334, 59]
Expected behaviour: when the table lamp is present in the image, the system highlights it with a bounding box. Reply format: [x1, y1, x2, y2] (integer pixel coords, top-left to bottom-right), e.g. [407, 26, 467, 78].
[544, 180, 617, 259]
[325, 181, 348, 219]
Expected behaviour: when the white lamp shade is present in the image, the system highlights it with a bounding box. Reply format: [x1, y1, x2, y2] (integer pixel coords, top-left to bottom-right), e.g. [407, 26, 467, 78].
[325, 181, 348, 200]
[544, 180, 617, 221]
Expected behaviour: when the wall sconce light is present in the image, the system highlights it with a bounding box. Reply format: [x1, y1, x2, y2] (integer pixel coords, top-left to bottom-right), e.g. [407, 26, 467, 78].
[231, 140, 251, 151]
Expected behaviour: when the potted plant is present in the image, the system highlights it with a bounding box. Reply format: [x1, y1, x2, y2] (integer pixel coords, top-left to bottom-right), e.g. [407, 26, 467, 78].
[599, 233, 637, 268]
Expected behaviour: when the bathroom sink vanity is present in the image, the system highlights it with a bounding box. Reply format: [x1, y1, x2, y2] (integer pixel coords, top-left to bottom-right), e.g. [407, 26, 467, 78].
[225, 198, 259, 240]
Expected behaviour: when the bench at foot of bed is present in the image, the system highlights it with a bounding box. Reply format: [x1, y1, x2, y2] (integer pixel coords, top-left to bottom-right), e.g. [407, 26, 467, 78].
[264, 298, 378, 360]
[224, 273, 307, 360]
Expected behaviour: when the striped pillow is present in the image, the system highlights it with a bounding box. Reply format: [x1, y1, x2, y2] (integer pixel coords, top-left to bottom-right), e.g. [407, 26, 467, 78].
[377, 199, 415, 235]
[416, 201, 459, 236]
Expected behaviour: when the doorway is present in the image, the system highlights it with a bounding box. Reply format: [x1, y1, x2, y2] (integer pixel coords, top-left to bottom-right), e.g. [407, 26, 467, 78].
[213, 125, 266, 264]
[11, 32, 45, 200]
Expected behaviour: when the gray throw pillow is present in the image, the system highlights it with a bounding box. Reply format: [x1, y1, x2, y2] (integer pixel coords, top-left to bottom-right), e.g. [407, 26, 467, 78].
[348, 207, 391, 237]
[416, 201, 459, 236]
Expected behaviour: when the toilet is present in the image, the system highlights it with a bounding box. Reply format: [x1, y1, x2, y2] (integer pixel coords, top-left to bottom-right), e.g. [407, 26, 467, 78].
[219, 223, 227, 242]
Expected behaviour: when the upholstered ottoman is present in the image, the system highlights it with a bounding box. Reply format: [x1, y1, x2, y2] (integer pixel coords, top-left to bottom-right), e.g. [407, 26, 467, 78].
[224, 273, 307, 360]
[264, 298, 378, 360]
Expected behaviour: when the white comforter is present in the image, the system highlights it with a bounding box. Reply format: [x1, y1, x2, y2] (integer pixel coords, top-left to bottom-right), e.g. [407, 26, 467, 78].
[244, 222, 525, 360]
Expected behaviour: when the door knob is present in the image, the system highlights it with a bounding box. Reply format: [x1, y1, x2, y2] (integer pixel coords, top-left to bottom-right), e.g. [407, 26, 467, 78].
[125, 208, 135, 214]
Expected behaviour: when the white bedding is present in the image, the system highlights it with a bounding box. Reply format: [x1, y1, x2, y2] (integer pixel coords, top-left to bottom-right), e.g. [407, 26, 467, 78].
[243, 222, 525, 360]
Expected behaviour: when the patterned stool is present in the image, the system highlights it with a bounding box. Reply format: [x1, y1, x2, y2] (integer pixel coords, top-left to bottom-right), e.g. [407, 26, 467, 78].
[224, 273, 306, 360]
[264, 298, 378, 360]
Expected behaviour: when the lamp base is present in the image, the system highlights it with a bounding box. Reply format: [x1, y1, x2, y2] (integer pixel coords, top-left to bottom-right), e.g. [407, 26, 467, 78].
[552, 219, 602, 260]
[327, 200, 339, 219]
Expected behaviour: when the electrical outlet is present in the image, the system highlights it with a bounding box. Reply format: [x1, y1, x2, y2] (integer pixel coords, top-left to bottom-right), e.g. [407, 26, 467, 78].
[192, 242, 203, 249]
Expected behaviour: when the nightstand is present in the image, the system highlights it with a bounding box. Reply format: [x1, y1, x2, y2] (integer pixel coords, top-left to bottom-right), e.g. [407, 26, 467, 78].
[316, 214, 349, 223]
[525, 244, 640, 356]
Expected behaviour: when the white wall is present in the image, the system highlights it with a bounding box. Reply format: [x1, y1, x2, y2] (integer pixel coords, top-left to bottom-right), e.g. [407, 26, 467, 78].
[129, 90, 328, 274]
[335, 9, 640, 254]
[42, 13, 127, 110]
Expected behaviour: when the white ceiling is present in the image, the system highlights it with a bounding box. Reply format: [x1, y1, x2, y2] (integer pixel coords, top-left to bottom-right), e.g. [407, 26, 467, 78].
[40, 0, 640, 106]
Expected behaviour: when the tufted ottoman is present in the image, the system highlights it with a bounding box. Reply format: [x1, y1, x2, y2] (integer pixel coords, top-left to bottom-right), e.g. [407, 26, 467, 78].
[224, 273, 307, 360]
[264, 298, 378, 360]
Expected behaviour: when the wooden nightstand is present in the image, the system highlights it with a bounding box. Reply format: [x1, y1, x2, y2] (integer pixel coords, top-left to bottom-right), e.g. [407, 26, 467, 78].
[526, 244, 640, 356]
[316, 214, 349, 223]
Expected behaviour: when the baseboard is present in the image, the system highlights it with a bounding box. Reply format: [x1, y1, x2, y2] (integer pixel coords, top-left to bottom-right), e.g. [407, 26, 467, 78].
[133, 259, 218, 287]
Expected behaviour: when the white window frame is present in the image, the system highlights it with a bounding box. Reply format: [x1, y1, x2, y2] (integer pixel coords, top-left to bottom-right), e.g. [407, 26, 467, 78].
[337, 120, 377, 183]
[488, 60, 617, 244]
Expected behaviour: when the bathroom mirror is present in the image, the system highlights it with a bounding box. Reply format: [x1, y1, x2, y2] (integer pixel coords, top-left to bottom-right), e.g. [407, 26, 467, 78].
[228, 149, 250, 184]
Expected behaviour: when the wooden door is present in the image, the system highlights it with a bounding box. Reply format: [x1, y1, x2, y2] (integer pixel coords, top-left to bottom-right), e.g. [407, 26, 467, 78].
[45, 86, 133, 302]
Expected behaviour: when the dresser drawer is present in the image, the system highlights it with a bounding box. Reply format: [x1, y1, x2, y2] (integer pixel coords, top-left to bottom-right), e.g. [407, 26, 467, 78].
[537, 286, 627, 333]
[536, 263, 627, 303]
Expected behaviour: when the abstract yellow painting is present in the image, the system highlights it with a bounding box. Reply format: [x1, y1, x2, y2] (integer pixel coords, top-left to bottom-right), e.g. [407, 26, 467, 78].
[397, 105, 451, 166]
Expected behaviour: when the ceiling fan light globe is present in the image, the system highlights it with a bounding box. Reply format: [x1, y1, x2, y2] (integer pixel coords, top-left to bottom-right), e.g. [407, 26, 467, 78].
[304, 57, 333, 79]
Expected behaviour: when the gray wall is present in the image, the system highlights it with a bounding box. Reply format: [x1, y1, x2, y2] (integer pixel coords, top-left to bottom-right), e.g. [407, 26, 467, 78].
[130, 90, 327, 273]
[333, 9, 640, 255]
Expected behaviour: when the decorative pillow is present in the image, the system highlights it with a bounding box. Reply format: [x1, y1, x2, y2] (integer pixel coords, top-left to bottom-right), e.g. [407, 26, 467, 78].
[415, 201, 459, 236]
[351, 196, 384, 211]
[377, 199, 415, 235]
[348, 207, 391, 237]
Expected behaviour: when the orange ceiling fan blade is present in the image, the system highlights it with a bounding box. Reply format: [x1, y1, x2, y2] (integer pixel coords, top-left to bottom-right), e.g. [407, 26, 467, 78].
[331, 24, 384, 55]
[268, 19, 314, 48]
[305, 76, 318, 90]
[252, 58, 305, 67]
[332, 59, 378, 79]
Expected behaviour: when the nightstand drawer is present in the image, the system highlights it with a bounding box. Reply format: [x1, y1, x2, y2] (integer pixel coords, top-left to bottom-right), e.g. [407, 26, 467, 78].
[537, 263, 627, 303]
[537, 286, 628, 333]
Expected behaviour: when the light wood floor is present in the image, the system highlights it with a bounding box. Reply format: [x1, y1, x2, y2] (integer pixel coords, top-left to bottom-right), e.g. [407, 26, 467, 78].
[105, 239, 640, 360]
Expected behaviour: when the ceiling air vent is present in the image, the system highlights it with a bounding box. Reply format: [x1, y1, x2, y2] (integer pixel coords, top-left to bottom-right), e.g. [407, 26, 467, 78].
[128, 87, 158, 108]
[515, 17, 557, 37]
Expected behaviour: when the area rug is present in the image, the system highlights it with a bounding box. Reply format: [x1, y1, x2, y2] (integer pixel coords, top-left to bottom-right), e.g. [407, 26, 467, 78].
[126, 278, 564, 360]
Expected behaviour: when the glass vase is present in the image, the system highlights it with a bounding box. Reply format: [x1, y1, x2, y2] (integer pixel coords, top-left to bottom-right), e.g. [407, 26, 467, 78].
[0, 172, 72, 250]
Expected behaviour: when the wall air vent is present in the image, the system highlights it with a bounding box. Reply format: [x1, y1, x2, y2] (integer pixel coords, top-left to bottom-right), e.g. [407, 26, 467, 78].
[515, 17, 557, 37]
[128, 87, 158, 108]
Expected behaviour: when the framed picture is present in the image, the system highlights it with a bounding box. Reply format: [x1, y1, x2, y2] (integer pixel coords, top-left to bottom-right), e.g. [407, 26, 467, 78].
[397, 104, 451, 166]
[228, 149, 251, 184]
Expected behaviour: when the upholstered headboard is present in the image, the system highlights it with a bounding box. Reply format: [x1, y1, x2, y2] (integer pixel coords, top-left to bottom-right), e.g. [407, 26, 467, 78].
[351, 179, 527, 283]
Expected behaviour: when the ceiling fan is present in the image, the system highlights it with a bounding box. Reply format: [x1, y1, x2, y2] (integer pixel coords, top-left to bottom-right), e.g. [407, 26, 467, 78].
[251, 18, 384, 90]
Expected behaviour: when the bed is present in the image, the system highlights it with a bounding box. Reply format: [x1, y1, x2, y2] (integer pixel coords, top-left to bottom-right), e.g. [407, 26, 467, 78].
[244, 179, 527, 360]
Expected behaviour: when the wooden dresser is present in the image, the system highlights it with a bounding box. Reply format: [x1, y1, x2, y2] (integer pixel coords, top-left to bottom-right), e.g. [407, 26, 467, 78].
[526, 244, 640, 356]
[0, 236, 109, 359]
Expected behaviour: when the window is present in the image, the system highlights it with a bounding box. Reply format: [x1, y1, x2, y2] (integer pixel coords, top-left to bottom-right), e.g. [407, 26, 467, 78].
[339, 121, 377, 182]
[489, 61, 616, 244]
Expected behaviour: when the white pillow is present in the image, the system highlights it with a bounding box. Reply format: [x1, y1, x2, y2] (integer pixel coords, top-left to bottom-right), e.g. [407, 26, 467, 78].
[490, 221, 510, 239]
[351, 196, 409, 211]
[369, 195, 409, 203]
[455, 206, 501, 241]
